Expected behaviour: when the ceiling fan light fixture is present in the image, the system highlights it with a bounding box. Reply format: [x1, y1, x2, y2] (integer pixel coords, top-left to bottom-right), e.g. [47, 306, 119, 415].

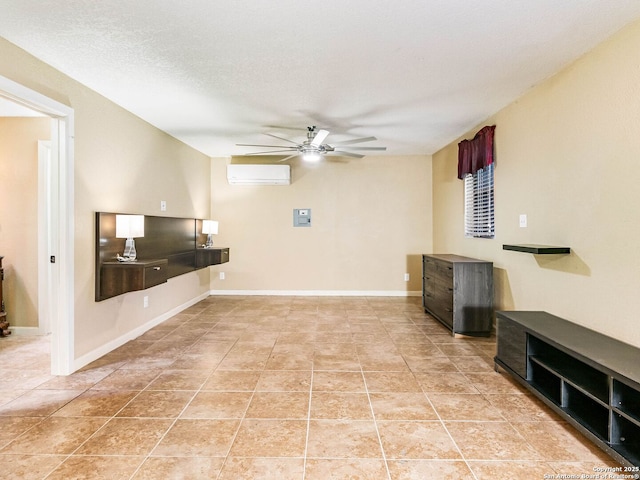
[302, 151, 322, 162]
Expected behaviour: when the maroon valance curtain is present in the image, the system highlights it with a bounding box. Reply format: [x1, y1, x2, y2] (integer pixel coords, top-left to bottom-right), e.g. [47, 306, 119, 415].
[457, 125, 495, 179]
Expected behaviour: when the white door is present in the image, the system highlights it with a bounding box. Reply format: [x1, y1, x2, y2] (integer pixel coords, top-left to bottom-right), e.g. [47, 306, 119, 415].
[38, 137, 61, 337]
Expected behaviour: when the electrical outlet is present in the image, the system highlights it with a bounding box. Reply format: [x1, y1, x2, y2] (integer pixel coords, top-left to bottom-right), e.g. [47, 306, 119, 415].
[404, 273, 410, 282]
[219, 272, 225, 280]
[143, 296, 149, 308]
[519, 214, 527, 228]
[160, 200, 167, 211]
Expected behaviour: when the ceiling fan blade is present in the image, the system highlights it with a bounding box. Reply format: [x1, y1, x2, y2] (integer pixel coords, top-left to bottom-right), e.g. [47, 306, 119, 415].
[263, 133, 300, 145]
[332, 150, 365, 158]
[236, 143, 297, 148]
[332, 136, 377, 146]
[336, 146, 387, 151]
[244, 149, 299, 155]
[311, 129, 330, 146]
[265, 125, 307, 131]
[277, 153, 300, 162]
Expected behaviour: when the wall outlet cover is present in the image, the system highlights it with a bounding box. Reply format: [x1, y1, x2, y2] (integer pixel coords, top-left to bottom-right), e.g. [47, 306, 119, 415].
[519, 214, 527, 228]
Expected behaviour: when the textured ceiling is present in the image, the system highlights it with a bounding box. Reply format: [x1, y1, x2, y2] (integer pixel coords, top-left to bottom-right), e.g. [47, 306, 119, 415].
[1, 1, 639, 157]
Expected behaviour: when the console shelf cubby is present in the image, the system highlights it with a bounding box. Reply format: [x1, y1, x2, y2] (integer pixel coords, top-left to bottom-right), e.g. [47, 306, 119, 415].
[495, 311, 640, 468]
[613, 380, 640, 424]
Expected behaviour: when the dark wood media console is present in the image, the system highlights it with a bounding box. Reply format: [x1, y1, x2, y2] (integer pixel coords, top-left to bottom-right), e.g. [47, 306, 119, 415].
[95, 212, 229, 301]
[495, 311, 640, 467]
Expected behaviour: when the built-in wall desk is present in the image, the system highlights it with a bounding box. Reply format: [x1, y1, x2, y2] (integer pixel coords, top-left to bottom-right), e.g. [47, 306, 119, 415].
[196, 247, 230, 268]
[99, 259, 168, 301]
[95, 212, 231, 301]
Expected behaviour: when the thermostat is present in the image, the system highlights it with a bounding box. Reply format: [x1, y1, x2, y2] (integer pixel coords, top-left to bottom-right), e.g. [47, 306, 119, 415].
[293, 208, 311, 227]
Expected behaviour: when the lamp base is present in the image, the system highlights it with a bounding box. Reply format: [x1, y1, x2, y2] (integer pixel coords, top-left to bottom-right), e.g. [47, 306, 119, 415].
[205, 234, 214, 248]
[123, 238, 137, 260]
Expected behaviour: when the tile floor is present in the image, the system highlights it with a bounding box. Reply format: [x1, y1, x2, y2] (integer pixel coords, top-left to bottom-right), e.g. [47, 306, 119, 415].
[0, 296, 619, 479]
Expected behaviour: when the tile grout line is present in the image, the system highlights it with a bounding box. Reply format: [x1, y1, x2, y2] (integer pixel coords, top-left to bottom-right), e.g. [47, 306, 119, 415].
[406, 310, 480, 479]
[302, 350, 315, 480]
[360, 304, 393, 480]
[110, 313, 215, 480]
[39, 368, 166, 480]
[203, 311, 256, 480]
[123, 310, 229, 480]
[421, 384, 481, 480]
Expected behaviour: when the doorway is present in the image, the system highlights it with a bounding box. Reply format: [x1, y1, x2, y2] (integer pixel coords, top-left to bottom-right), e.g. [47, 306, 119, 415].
[0, 75, 75, 375]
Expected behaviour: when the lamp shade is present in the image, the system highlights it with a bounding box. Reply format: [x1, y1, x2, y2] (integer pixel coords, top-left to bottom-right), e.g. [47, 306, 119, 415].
[115, 215, 145, 238]
[202, 220, 219, 235]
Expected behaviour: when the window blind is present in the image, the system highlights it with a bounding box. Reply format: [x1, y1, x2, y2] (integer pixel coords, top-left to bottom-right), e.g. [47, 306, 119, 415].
[464, 163, 494, 238]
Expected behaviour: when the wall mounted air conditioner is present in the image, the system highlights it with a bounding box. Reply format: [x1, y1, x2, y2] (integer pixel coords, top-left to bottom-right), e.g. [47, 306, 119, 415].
[226, 164, 290, 185]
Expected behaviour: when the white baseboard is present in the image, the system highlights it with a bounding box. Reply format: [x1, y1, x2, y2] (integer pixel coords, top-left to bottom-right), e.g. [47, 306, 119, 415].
[209, 289, 422, 297]
[73, 291, 210, 372]
[4, 326, 40, 336]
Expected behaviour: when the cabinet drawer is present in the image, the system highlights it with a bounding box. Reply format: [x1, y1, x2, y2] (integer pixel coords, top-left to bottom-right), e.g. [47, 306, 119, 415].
[423, 258, 435, 278]
[423, 271, 452, 289]
[144, 263, 168, 288]
[196, 247, 230, 268]
[433, 261, 454, 280]
[425, 277, 453, 298]
[423, 279, 453, 302]
[426, 298, 453, 327]
[99, 259, 168, 301]
[423, 257, 453, 280]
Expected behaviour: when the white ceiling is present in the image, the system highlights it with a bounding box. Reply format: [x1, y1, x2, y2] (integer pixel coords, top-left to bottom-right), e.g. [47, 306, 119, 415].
[1, 1, 639, 157]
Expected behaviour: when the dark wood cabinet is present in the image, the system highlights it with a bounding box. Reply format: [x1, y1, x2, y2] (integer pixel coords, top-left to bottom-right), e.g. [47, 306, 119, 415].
[99, 259, 168, 301]
[196, 247, 229, 268]
[422, 254, 493, 336]
[495, 310, 640, 467]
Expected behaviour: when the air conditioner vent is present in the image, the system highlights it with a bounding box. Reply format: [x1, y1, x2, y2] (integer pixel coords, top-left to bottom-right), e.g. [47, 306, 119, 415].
[226, 164, 290, 185]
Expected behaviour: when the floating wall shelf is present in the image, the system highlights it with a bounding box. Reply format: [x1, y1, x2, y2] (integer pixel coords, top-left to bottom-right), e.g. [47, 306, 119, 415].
[503, 244, 571, 255]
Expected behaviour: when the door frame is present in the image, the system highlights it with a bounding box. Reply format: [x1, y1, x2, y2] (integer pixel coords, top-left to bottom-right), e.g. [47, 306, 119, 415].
[37, 139, 53, 336]
[0, 75, 75, 375]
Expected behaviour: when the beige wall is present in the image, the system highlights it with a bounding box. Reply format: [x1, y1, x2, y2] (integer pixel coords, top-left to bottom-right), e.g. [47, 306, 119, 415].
[432, 20, 640, 347]
[7, 12, 635, 362]
[0, 117, 50, 327]
[0, 38, 212, 360]
[210, 155, 432, 294]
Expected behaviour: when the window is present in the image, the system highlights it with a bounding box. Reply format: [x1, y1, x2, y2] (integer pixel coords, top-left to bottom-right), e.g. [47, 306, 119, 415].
[464, 162, 494, 238]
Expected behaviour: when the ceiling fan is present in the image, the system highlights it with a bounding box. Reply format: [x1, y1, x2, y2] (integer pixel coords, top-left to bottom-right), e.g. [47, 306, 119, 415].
[236, 126, 386, 162]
